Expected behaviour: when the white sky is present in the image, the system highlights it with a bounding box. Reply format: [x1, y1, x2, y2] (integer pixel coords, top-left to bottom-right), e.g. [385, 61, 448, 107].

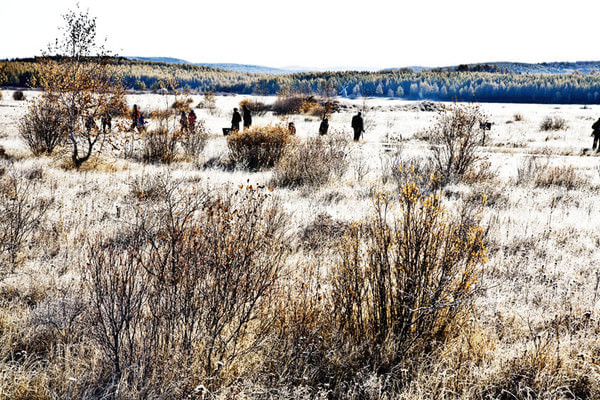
[1, 0, 598, 69]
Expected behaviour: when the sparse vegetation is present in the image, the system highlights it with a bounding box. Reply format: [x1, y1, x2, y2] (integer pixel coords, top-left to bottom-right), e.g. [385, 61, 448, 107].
[227, 125, 293, 169]
[540, 115, 568, 131]
[19, 97, 66, 155]
[12, 90, 25, 101]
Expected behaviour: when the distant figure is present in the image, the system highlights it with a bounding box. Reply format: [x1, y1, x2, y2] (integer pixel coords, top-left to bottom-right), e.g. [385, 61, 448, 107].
[242, 105, 252, 129]
[101, 111, 112, 133]
[288, 122, 296, 135]
[85, 115, 96, 133]
[351, 112, 364, 141]
[180, 111, 188, 132]
[319, 116, 329, 136]
[231, 107, 242, 131]
[131, 104, 140, 131]
[592, 117, 600, 152]
[188, 109, 197, 131]
[138, 113, 146, 132]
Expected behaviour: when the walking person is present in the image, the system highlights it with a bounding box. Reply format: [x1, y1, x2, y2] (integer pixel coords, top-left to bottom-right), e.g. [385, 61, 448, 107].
[288, 121, 296, 135]
[180, 111, 188, 132]
[231, 107, 242, 132]
[242, 104, 252, 130]
[592, 117, 600, 152]
[131, 104, 140, 131]
[319, 116, 329, 136]
[188, 109, 197, 131]
[351, 111, 364, 141]
[101, 110, 112, 133]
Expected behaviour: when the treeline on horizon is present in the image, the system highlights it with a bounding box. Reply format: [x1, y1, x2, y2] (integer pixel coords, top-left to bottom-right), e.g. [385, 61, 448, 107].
[2, 57, 600, 104]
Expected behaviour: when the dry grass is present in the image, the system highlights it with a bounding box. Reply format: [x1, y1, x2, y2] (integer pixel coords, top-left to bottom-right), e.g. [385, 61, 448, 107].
[1, 94, 600, 398]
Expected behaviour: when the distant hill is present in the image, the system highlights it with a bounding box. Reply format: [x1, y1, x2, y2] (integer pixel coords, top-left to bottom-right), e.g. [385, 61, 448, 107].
[195, 63, 292, 75]
[440, 61, 600, 75]
[129, 56, 192, 65]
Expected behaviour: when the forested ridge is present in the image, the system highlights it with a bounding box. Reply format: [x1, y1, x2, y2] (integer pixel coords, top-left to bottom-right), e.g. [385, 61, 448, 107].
[3, 57, 600, 104]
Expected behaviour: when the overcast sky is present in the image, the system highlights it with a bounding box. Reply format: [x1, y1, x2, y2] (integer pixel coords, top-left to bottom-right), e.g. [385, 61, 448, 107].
[2, 0, 598, 69]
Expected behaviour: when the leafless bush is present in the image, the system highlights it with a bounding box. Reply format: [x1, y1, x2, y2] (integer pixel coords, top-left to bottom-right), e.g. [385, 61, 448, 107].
[227, 125, 292, 170]
[534, 165, 585, 189]
[83, 179, 290, 392]
[19, 97, 67, 155]
[12, 90, 26, 101]
[142, 127, 178, 164]
[300, 213, 348, 251]
[272, 131, 350, 188]
[540, 115, 568, 131]
[198, 92, 218, 115]
[330, 179, 487, 370]
[180, 120, 209, 159]
[0, 166, 53, 278]
[428, 104, 487, 185]
[239, 98, 270, 116]
[513, 112, 524, 121]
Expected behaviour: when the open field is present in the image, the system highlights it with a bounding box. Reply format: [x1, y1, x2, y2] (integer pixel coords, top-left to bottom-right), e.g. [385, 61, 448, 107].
[1, 90, 600, 398]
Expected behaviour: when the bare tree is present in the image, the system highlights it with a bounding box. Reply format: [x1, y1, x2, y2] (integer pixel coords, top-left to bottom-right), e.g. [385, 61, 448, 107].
[39, 6, 126, 167]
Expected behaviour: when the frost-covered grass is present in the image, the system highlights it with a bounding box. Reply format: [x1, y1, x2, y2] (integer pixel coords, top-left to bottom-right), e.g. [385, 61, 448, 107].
[1, 91, 600, 398]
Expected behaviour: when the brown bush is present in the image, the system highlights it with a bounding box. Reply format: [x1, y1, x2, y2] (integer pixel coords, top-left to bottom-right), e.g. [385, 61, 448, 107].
[271, 131, 350, 188]
[12, 90, 26, 101]
[227, 125, 292, 170]
[534, 165, 585, 189]
[82, 180, 290, 393]
[540, 115, 568, 131]
[428, 104, 488, 185]
[142, 127, 178, 164]
[19, 97, 67, 155]
[330, 178, 487, 370]
[239, 98, 270, 116]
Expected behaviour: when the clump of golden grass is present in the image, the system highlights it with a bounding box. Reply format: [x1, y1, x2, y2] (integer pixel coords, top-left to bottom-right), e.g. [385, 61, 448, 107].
[227, 125, 293, 170]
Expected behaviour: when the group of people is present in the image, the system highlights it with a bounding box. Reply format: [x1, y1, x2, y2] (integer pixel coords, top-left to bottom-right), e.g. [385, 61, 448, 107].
[230, 106, 365, 141]
[180, 109, 198, 132]
[231, 105, 253, 131]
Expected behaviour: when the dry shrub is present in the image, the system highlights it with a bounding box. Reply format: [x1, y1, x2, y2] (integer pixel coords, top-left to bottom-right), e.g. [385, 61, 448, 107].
[300, 213, 348, 251]
[513, 112, 524, 121]
[82, 179, 289, 394]
[12, 90, 26, 101]
[272, 95, 305, 115]
[428, 104, 488, 185]
[198, 91, 218, 114]
[142, 127, 178, 164]
[330, 178, 487, 371]
[19, 97, 67, 155]
[540, 115, 568, 131]
[516, 156, 585, 189]
[239, 98, 270, 116]
[272, 131, 350, 188]
[534, 165, 585, 189]
[0, 166, 52, 278]
[171, 97, 194, 112]
[227, 125, 292, 170]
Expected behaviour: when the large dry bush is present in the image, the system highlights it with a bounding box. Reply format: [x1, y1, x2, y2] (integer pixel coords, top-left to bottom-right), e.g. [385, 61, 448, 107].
[227, 125, 293, 170]
[239, 98, 270, 116]
[19, 96, 67, 155]
[82, 178, 290, 394]
[0, 165, 52, 278]
[271, 131, 350, 188]
[428, 104, 487, 185]
[330, 178, 487, 371]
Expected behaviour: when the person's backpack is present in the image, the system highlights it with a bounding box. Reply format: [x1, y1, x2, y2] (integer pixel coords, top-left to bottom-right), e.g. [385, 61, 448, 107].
[593, 119, 600, 130]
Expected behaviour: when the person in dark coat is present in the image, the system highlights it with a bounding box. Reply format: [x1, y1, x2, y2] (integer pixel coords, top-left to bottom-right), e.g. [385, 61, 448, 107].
[319, 116, 329, 136]
[231, 108, 242, 131]
[188, 109, 197, 131]
[180, 111, 188, 132]
[101, 111, 112, 133]
[592, 117, 600, 152]
[242, 105, 252, 129]
[351, 112, 364, 141]
[131, 104, 140, 131]
[288, 122, 296, 135]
